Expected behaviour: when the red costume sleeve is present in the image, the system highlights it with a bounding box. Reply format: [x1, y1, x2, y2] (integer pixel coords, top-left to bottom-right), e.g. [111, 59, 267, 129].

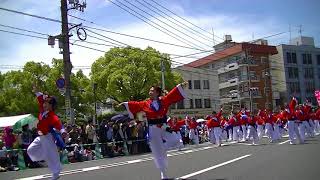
[35, 92, 44, 113]
[289, 97, 297, 114]
[161, 84, 186, 106]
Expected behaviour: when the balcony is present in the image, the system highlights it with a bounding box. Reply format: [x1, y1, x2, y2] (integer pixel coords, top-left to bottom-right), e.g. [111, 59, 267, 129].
[219, 77, 239, 89]
[239, 75, 260, 82]
[217, 63, 239, 74]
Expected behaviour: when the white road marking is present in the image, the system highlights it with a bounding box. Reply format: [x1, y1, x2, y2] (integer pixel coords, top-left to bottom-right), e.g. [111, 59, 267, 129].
[127, 159, 142, 164]
[178, 154, 252, 179]
[16, 144, 216, 180]
[278, 140, 290, 145]
[82, 166, 100, 172]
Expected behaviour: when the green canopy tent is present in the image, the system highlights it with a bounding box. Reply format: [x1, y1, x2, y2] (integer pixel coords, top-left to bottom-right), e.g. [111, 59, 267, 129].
[0, 114, 38, 131]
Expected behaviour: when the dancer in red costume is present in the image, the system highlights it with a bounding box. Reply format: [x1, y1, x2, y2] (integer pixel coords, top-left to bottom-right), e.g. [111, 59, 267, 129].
[119, 82, 187, 180]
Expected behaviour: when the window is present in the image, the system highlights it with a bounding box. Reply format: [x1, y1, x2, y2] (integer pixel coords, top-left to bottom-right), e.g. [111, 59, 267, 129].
[194, 80, 201, 89]
[304, 68, 314, 79]
[189, 99, 194, 109]
[286, 52, 292, 63]
[203, 80, 210, 89]
[195, 99, 202, 108]
[302, 53, 307, 64]
[288, 82, 300, 93]
[177, 100, 185, 109]
[302, 53, 312, 64]
[287, 67, 299, 79]
[317, 55, 320, 65]
[204, 99, 211, 108]
[292, 53, 297, 63]
[307, 54, 312, 64]
[305, 81, 315, 94]
[188, 80, 192, 89]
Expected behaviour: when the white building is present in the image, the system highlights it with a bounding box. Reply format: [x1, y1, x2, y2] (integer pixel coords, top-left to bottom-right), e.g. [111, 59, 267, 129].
[171, 65, 220, 118]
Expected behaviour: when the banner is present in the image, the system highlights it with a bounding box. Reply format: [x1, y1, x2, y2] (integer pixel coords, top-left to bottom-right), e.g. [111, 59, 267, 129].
[315, 90, 320, 106]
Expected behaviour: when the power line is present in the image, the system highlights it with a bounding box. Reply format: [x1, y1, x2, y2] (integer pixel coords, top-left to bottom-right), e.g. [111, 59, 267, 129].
[136, 0, 220, 44]
[149, 0, 224, 41]
[0, 7, 61, 23]
[0, 29, 47, 40]
[85, 28, 130, 47]
[128, 0, 214, 46]
[69, 13, 211, 52]
[0, 24, 49, 36]
[120, 0, 213, 48]
[107, 0, 209, 51]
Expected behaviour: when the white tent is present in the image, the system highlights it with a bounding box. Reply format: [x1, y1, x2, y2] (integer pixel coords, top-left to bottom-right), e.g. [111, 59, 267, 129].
[0, 114, 38, 130]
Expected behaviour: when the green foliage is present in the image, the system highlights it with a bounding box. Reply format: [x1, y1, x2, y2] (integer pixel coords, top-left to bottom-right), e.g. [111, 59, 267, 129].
[91, 46, 183, 102]
[0, 46, 183, 119]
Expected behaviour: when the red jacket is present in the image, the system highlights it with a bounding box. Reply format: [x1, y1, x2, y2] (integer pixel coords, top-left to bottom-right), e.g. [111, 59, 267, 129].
[316, 109, 320, 120]
[228, 116, 240, 126]
[36, 93, 62, 135]
[295, 109, 306, 121]
[264, 114, 275, 124]
[255, 116, 265, 125]
[247, 116, 256, 126]
[125, 85, 185, 120]
[187, 120, 198, 129]
[168, 119, 185, 132]
[206, 110, 222, 128]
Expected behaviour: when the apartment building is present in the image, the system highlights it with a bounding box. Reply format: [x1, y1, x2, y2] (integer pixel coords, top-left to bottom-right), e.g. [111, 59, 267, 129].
[185, 39, 278, 112]
[270, 36, 320, 105]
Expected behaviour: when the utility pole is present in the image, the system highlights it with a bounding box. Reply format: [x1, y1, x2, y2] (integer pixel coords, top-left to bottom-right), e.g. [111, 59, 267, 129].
[51, 0, 86, 125]
[61, 0, 73, 124]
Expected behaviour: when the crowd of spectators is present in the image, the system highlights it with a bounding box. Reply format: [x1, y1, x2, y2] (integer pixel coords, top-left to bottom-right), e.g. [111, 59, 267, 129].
[0, 117, 209, 172]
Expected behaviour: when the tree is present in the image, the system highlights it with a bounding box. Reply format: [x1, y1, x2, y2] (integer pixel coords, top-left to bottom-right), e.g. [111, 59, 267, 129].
[91, 46, 183, 102]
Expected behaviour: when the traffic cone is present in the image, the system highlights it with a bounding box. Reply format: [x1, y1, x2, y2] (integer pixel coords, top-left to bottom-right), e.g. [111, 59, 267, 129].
[94, 143, 102, 159]
[60, 149, 69, 164]
[17, 149, 26, 170]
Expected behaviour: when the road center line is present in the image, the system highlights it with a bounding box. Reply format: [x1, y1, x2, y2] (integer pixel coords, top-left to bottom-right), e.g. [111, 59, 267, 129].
[178, 154, 252, 179]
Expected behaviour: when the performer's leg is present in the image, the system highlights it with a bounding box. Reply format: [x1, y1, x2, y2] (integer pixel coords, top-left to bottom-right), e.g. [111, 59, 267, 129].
[241, 125, 247, 141]
[214, 127, 222, 146]
[149, 126, 168, 179]
[298, 122, 305, 143]
[209, 129, 215, 144]
[232, 127, 238, 142]
[42, 134, 62, 178]
[27, 136, 44, 162]
[163, 131, 179, 150]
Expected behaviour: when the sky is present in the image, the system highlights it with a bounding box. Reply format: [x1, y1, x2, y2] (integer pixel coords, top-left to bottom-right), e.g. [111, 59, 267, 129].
[0, 0, 319, 75]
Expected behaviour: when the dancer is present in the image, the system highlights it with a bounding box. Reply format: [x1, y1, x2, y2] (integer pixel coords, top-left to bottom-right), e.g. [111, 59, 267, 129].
[119, 83, 187, 180]
[27, 85, 66, 180]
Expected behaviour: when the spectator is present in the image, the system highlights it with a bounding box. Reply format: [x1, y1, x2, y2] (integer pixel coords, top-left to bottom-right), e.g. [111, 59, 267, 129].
[69, 125, 79, 144]
[85, 120, 96, 150]
[2, 127, 17, 165]
[0, 140, 19, 171]
[105, 122, 114, 157]
[20, 125, 34, 168]
[98, 120, 108, 157]
[79, 125, 88, 145]
[113, 124, 124, 156]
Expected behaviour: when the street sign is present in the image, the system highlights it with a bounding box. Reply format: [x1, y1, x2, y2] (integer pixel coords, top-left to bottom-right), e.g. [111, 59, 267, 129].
[56, 78, 65, 89]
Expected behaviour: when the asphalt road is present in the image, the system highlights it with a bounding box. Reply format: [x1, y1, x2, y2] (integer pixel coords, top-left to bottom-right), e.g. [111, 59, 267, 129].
[1, 134, 320, 180]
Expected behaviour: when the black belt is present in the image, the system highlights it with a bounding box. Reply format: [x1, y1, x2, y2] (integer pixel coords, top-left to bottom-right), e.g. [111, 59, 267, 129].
[148, 117, 167, 125]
